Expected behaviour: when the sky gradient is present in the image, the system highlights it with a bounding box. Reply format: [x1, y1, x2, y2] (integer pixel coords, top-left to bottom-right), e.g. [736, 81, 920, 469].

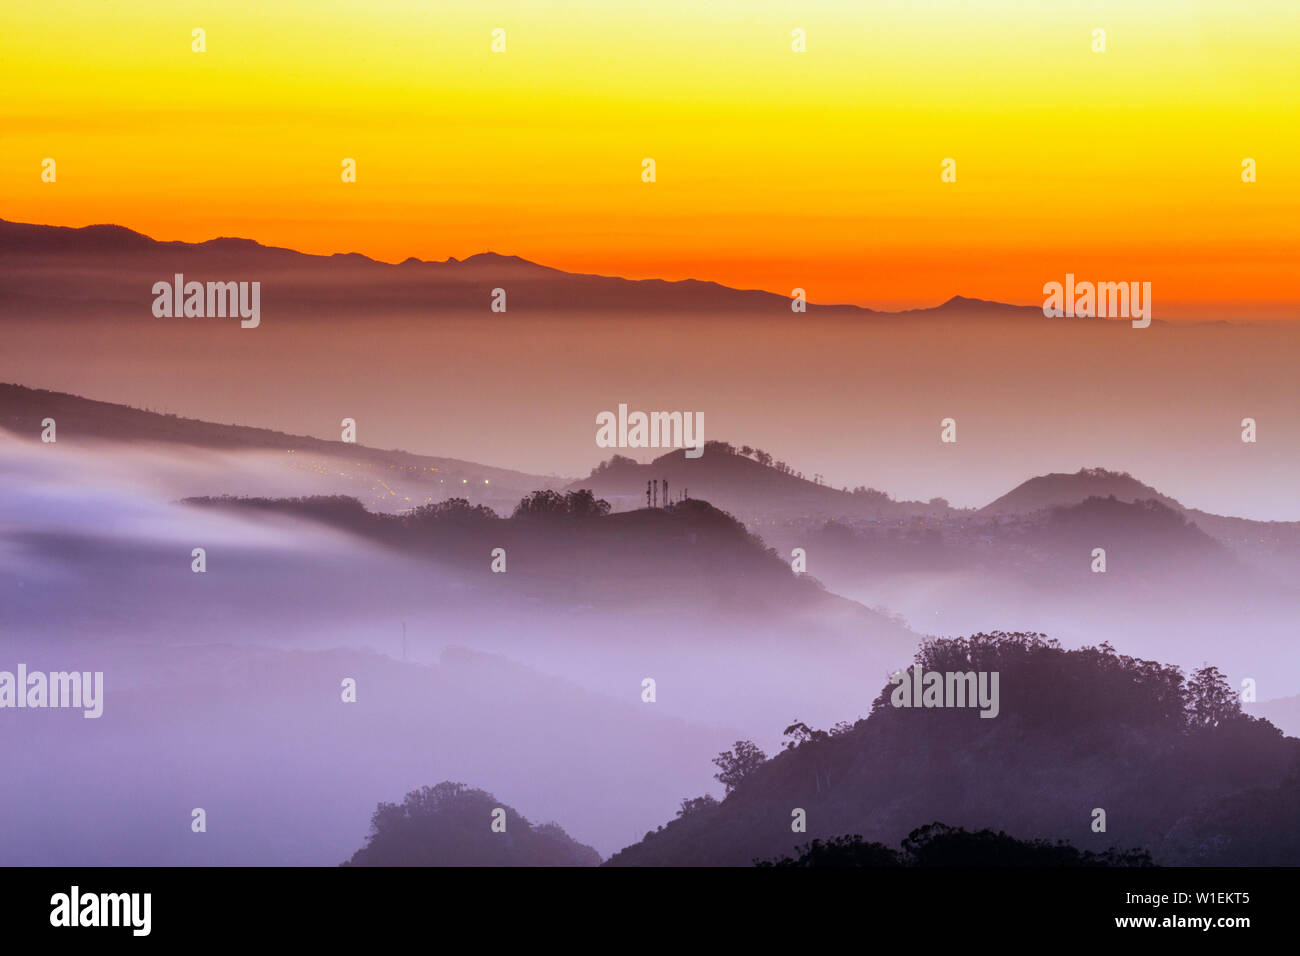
[2, 0, 1297, 317]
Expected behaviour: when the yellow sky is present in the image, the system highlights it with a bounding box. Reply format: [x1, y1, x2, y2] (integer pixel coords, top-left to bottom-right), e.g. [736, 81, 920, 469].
[2, 0, 1297, 315]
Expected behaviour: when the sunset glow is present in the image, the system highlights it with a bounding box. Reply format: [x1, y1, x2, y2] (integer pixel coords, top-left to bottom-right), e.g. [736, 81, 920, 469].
[3, 0, 1297, 316]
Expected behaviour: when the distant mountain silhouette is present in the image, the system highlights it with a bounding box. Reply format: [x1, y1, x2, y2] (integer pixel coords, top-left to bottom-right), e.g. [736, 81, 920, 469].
[1024, 496, 1233, 579]
[8, 383, 1295, 572]
[899, 294, 1047, 320]
[576, 449, 1300, 584]
[605, 632, 1299, 866]
[0, 382, 563, 499]
[977, 466, 1300, 575]
[343, 781, 601, 866]
[0, 217, 1039, 318]
[573, 442, 944, 519]
[980, 468, 1182, 515]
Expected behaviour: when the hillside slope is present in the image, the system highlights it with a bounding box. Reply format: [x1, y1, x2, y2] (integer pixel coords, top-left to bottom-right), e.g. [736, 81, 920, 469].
[605, 632, 1298, 866]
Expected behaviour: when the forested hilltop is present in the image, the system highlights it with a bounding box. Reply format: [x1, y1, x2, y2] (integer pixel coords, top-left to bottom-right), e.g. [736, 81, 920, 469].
[607, 633, 1299, 866]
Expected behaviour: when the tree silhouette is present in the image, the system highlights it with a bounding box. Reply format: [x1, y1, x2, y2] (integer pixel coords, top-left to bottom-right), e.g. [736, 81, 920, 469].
[563, 488, 612, 518]
[676, 795, 719, 818]
[512, 489, 568, 518]
[343, 781, 600, 866]
[712, 740, 766, 793]
[781, 720, 828, 750]
[758, 834, 901, 868]
[512, 488, 610, 519]
[1185, 664, 1241, 729]
[406, 497, 496, 526]
[759, 825, 1153, 867]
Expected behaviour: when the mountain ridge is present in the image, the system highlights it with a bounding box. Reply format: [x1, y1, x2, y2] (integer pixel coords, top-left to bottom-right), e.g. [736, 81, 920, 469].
[0, 217, 1043, 318]
[5, 381, 1296, 538]
[0, 382, 567, 495]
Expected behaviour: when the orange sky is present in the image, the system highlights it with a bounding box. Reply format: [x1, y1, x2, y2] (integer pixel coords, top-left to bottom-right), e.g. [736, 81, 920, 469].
[2, 0, 1297, 317]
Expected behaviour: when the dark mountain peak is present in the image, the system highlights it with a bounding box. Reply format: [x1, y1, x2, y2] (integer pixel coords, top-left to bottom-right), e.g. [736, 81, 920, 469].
[197, 236, 268, 250]
[462, 251, 531, 265]
[455, 251, 563, 276]
[0, 219, 154, 252]
[900, 293, 1044, 319]
[981, 467, 1182, 515]
[78, 223, 149, 242]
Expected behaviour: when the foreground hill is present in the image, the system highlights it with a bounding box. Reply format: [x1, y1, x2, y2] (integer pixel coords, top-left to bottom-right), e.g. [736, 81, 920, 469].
[605, 632, 1299, 866]
[343, 781, 601, 866]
